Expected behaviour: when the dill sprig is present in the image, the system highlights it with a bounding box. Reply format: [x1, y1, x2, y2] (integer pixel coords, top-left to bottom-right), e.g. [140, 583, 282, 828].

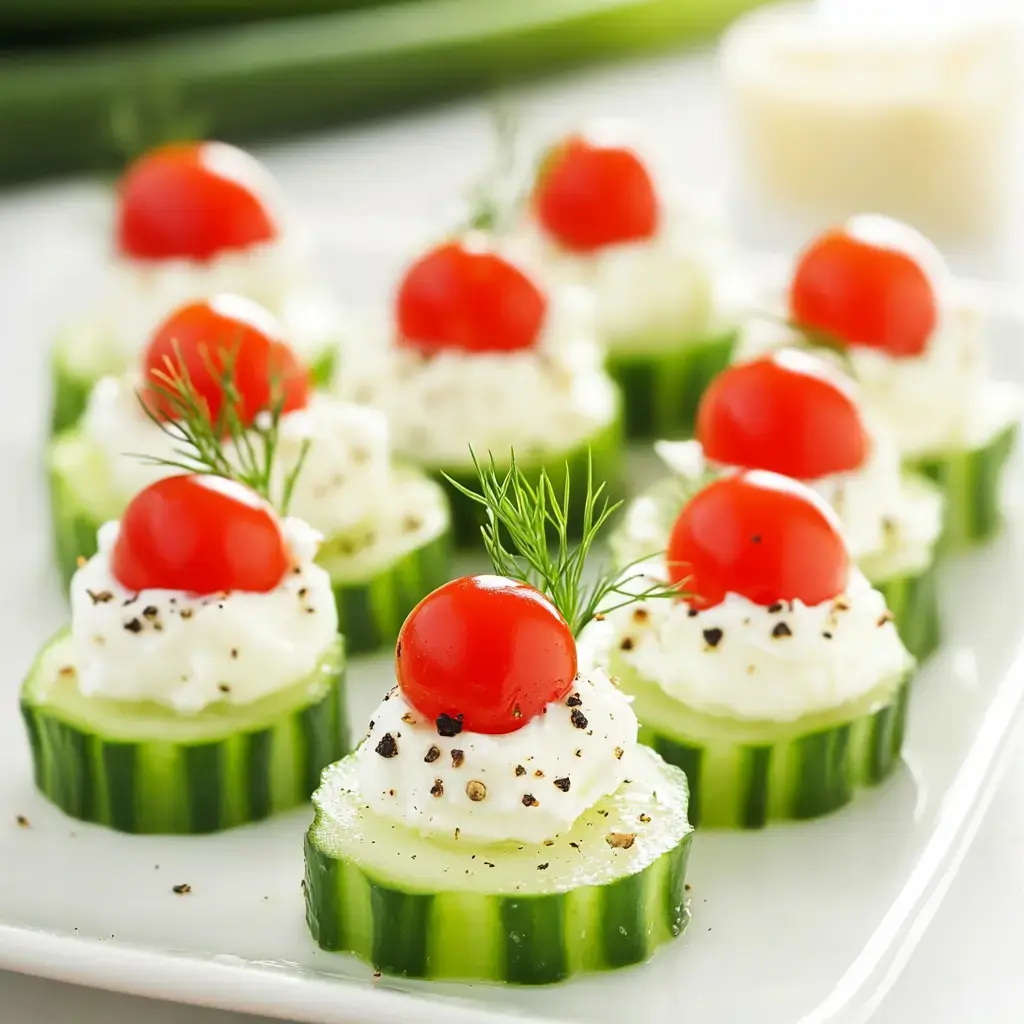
[130, 340, 310, 515]
[444, 448, 683, 636]
[462, 100, 524, 236]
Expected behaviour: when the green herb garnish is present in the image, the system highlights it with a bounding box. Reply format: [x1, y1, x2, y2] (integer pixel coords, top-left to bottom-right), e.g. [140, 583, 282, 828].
[445, 448, 683, 635]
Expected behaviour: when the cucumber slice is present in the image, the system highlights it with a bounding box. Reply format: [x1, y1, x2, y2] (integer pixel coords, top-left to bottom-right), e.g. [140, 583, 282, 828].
[869, 562, 940, 665]
[21, 630, 348, 834]
[909, 418, 1018, 548]
[435, 409, 625, 549]
[608, 329, 737, 441]
[609, 655, 911, 829]
[303, 745, 692, 982]
[48, 430, 452, 654]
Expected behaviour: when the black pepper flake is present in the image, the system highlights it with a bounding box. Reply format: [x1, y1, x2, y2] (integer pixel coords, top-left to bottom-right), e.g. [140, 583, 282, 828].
[466, 780, 487, 802]
[375, 733, 399, 758]
[424, 745, 441, 763]
[685, 882, 693, 892]
[218, 683, 231, 694]
[298, 587, 308, 599]
[606, 832, 636, 850]
[401, 712, 416, 725]
[372, 971, 382, 981]
[543, 839, 554, 846]
[172, 883, 191, 895]
[570, 708, 588, 730]
[565, 693, 582, 707]
[454, 827, 460, 840]
[537, 863, 549, 870]
[58, 665, 74, 678]
[15, 815, 29, 828]
[484, 861, 495, 868]
[767, 602, 784, 614]
[569, 841, 580, 851]
[639, 813, 651, 823]
[534, 769, 544, 778]
[86, 589, 113, 604]
[752, 534, 762, 544]
[702, 627, 723, 648]
[613, 746, 624, 760]
[402, 514, 423, 533]
[632, 607, 649, 622]
[833, 597, 851, 612]
[877, 611, 894, 627]
[574, 749, 582, 757]
[369, 720, 375, 731]
[396, 640, 402, 658]
[436, 713, 464, 738]
[142, 605, 159, 620]
[230, 648, 239, 659]
[553, 777, 570, 792]
[180, 608, 193, 620]
[515, 764, 526, 776]
[522, 793, 539, 807]
[771, 622, 793, 639]
[687, 607, 699, 618]
[619, 637, 634, 651]
[822, 631, 833, 640]
[124, 618, 143, 633]
[451, 749, 465, 768]
[430, 779, 444, 798]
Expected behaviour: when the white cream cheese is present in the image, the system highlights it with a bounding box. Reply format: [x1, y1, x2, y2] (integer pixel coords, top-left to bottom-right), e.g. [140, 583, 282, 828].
[69, 515, 338, 713]
[593, 563, 912, 722]
[352, 668, 638, 844]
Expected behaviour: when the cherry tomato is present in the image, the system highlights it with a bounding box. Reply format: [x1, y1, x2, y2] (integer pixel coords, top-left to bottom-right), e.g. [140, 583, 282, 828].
[111, 475, 290, 594]
[142, 295, 310, 427]
[789, 216, 939, 357]
[696, 350, 868, 480]
[396, 575, 577, 734]
[667, 471, 849, 609]
[533, 135, 658, 253]
[116, 141, 278, 262]
[396, 241, 546, 355]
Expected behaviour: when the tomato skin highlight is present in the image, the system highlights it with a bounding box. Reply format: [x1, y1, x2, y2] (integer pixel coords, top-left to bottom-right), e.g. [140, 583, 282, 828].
[789, 223, 938, 357]
[396, 242, 547, 355]
[111, 475, 290, 595]
[533, 135, 659, 253]
[667, 471, 849, 610]
[696, 351, 868, 480]
[116, 141, 278, 262]
[396, 575, 577, 734]
[142, 295, 310, 427]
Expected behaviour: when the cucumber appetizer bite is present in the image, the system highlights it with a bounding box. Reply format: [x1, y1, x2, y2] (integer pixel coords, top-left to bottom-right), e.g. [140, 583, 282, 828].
[52, 140, 343, 434]
[50, 294, 450, 653]
[334, 235, 624, 547]
[506, 127, 743, 440]
[304, 454, 693, 983]
[582, 469, 915, 829]
[615, 349, 944, 661]
[22, 473, 348, 834]
[737, 214, 1020, 546]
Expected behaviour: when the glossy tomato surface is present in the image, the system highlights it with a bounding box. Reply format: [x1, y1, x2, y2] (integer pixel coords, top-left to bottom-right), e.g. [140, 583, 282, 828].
[789, 216, 939, 357]
[142, 295, 309, 426]
[534, 135, 658, 252]
[667, 471, 849, 609]
[396, 575, 577, 734]
[396, 241, 546, 355]
[111, 475, 290, 595]
[697, 350, 868, 480]
[117, 141, 278, 262]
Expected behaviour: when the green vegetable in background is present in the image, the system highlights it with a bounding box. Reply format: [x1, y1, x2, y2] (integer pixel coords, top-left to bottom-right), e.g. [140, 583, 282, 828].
[0, 0, 775, 185]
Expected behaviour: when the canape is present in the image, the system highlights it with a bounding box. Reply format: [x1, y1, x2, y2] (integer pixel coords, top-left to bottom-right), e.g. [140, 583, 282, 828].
[581, 469, 915, 829]
[22, 473, 348, 833]
[304, 453, 692, 982]
[333, 235, 624, 546]
[505, 127, 743, 440]
[735, 214, 1020, 545]
[48, 294, 450, 653]
[51, 140, 343, 434]
[614, 349, 944, 660]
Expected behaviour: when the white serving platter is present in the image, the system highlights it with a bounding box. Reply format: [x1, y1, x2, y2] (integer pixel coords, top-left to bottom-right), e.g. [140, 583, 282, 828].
[2, 184, 1024, 1024]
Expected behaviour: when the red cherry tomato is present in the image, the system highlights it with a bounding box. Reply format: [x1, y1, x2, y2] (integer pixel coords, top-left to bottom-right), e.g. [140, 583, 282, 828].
[789, 219, 938, 357]
[696, 350, 868, 480]
[533, 135, 659, 253]
[396, 575, 577, 734]
[116, 141, 278, 262]
[111, 475, 290, 594]
[142, 295, 310, 427]
[396, 242, 547, 355]
[667, 471, 849, 609]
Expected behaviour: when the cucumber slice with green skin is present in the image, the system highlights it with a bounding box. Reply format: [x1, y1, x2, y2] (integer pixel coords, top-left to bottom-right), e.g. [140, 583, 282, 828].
[608, 655, 911, 829]
[21, 630, 348, 834]
[48, 430, 452, 654]
[434, 411, 625, 549]
[303, 745, 692, 982]
[908, 419, 1018, 549]
[49, 333, 338, 436]
[608, 329, 737, 442]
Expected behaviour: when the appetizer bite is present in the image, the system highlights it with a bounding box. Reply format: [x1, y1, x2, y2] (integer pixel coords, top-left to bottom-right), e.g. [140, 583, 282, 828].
[21, 473, 348, 834]
[51, 140, 343, 434]
[334, 234, 624, 546]
[581, 470, 915, 829]
[507, 127, 742, 440]
[304, 454, 693, 983]
[614, 349, 944, 660]
[49, 294, 450, 653]
[737, 214, 1020, 545]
